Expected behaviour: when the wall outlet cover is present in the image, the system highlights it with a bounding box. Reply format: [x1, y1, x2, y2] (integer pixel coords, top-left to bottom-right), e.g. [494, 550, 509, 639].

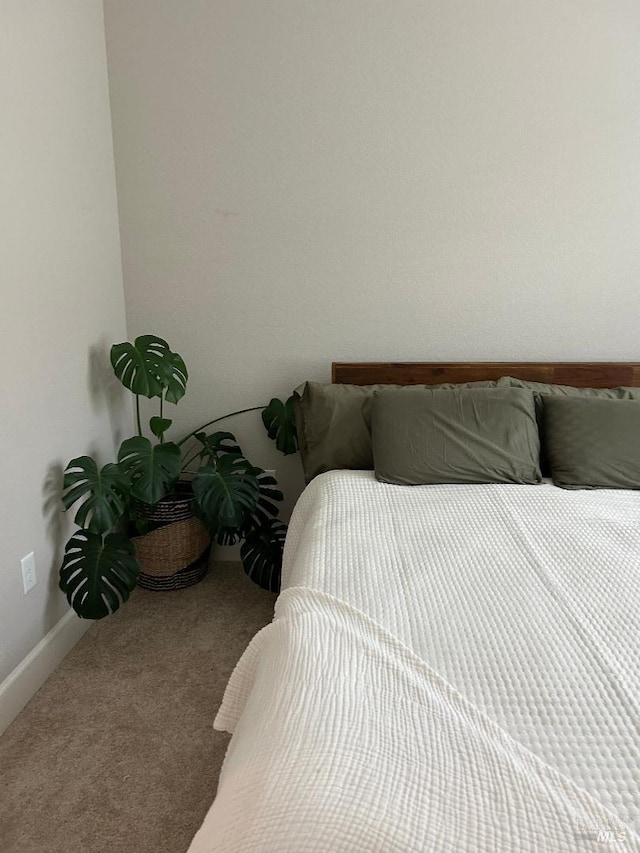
[21, 552, 37, 594]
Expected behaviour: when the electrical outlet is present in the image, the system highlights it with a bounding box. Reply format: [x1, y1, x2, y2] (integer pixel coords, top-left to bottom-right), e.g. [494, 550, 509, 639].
[21, 551, 37, 594]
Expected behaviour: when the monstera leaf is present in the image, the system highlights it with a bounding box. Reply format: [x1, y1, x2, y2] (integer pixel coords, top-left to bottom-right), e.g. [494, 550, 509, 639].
[149, 417, 173, 440]
[62, 457, 129, 534]
[117, 437, 181, 504]
[164, 351, 188, 404]
[240, 519, 287, 592]
[216, 467, 283, 546]
[59, 531, 140, 619]
[194, 431, 242, 465]
[192, 454, 259, 533]
[110, 335, 180, 400]
[262, 396, 298, 455]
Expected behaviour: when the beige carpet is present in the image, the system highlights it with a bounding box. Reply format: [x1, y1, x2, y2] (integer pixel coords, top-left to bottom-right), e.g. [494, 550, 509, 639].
[0, 562, 276, 853]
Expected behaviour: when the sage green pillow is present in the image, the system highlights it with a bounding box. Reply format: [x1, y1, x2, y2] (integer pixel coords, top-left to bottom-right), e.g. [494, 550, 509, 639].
[497, 376, 632, 400]
[372, 387, 541, 486]
[543, 396, 640, 489]
[497, 377, 631, 475]
[293, 379, 498, 482]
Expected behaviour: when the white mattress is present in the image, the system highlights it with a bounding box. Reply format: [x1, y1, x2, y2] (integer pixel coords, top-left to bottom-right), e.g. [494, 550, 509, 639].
[190, 471, 640, 851]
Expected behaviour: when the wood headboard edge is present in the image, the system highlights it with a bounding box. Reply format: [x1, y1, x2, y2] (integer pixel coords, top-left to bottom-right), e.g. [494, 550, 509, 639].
[331, 362, 640, 388]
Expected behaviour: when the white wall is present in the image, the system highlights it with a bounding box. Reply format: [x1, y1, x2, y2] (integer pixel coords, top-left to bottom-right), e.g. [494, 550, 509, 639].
[104, 0, 640, 510]
[0, 1, 131, 688]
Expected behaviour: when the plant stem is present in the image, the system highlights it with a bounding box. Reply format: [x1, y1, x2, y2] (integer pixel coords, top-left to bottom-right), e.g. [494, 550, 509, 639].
[177, 405, 265, 448]
[135, 395, 142, 437]
[181, 448, 203, 471]
[159, 393, 165, 444]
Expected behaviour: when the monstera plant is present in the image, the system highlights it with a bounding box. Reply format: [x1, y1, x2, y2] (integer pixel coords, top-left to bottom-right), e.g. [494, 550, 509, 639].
[60, 335, 297, 619]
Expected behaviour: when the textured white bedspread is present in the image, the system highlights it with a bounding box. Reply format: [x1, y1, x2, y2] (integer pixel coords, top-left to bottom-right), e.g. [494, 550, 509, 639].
[190, 472, 640, 851]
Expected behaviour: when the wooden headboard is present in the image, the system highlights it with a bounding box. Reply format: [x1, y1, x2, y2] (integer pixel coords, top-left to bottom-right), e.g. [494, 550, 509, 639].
[332, 362, 640, 388]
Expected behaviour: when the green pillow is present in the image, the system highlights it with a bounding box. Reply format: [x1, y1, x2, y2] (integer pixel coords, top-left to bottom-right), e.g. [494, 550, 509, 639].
[372, 387, 541, 486]
[543, 396, 640, 489]
[293, 379, 498, 482]
[497, 376, 632, 400]
[497, 377, 630, 475]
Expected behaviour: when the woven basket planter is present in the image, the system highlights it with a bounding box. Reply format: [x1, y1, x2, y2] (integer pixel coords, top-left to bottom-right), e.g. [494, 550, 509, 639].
[131, 481, 211, 591]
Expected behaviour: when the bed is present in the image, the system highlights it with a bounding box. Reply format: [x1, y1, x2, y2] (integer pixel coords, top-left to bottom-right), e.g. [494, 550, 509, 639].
[188, 363, 640, 852]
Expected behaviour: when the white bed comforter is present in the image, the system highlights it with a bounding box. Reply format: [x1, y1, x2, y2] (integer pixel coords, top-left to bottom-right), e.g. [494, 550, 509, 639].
[189, 472, 640, 851]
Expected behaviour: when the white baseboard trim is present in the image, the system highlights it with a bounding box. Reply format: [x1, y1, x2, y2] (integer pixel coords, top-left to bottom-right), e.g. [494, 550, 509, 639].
[0, 610, 91, 735]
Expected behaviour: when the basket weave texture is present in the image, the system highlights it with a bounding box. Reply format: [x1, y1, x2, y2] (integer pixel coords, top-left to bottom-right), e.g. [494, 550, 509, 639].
[131, 481, 211, 589]
[136, 547, 210, 591]
[132, 516, 210, 577]
[131, 482, 194, 526]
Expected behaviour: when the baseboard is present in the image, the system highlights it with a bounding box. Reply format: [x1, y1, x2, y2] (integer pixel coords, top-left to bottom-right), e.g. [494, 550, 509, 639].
[0, 610, 91, 735]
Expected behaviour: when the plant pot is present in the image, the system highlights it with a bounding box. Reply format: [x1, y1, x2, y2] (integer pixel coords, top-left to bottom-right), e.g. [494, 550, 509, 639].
[131, 481, 211, 591]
